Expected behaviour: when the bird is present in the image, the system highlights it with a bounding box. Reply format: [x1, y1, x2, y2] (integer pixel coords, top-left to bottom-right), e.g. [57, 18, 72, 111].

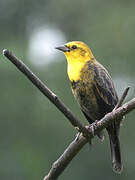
[55, 41, 123, 173]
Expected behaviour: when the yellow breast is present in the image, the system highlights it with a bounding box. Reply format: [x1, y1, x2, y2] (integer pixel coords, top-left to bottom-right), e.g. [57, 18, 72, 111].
[67, 60, 85, 82]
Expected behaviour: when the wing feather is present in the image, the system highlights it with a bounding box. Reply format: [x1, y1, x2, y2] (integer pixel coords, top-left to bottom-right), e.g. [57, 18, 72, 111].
[93, 62, 118, 112]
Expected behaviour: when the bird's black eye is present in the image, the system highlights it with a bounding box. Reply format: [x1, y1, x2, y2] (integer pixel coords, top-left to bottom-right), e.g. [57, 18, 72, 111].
[72, 45, 77, 50]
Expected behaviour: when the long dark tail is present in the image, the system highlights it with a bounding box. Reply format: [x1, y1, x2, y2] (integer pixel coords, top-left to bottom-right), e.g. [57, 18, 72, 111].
[107, 123, 123, 174]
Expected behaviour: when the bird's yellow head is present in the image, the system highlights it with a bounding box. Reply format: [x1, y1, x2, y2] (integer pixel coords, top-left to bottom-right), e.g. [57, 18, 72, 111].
[56, 41, 94, 63]
[56, 41, 95, 81]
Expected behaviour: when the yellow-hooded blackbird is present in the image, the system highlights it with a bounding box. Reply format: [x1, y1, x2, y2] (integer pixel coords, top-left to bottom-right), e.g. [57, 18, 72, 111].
[56, 41, 123, 173]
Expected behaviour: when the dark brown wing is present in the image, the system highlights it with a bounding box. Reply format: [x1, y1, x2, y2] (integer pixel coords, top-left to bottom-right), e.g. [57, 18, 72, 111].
[78, 60, 118, 122]
[93, 62, 122, 173]
[92, 62, 118, 116]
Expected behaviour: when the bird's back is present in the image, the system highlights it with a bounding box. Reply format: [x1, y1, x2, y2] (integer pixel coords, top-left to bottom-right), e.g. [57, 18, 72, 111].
[71, 59, 118, 123]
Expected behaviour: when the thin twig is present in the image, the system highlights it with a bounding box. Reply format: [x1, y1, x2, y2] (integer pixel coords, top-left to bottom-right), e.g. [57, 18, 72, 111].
[3, 49, 90, 138]
[114, 86, 130, 109]
[44, 97, 135, 180]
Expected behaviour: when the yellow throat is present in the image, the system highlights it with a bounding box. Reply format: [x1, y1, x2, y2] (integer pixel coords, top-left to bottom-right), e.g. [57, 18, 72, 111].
[63, 41, 95, 82]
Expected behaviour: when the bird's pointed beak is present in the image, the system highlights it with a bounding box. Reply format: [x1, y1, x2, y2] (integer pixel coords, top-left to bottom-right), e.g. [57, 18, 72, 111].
[55, 45, 70, 52]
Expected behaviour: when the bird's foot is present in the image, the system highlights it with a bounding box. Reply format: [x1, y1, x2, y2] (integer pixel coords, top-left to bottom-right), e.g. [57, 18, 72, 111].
[89, 120, 98, 137]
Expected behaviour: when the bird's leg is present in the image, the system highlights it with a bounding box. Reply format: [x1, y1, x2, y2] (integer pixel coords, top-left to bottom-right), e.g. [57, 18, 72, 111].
[88, 121, 105, 141]
[88, 120, 98, 137]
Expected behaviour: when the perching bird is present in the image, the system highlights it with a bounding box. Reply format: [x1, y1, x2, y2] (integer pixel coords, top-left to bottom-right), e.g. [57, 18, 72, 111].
[56, 41, 123, 173]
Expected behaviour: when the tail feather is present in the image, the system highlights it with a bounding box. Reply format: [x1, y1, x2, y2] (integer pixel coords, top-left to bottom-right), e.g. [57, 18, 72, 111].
[107, 123, 123, 174]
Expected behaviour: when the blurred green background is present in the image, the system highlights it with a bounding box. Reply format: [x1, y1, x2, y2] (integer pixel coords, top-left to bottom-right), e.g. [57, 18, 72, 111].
[0, 0, 135, 179]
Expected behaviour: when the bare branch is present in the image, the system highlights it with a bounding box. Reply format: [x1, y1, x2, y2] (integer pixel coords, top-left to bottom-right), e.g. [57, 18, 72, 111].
[3, 49, 135, 180]
[3, 49, 90, 137]
[44, 97, 135, 180]
[44, 134, 87, 180]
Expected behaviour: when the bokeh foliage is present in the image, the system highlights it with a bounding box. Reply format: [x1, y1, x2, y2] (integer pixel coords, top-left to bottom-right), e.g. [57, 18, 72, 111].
[0, 0, 135, 179]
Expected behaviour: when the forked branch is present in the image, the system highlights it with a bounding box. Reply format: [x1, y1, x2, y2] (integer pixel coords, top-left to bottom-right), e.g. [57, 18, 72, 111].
[44, 97, 135, 180]
[3, 49, 135, 180]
